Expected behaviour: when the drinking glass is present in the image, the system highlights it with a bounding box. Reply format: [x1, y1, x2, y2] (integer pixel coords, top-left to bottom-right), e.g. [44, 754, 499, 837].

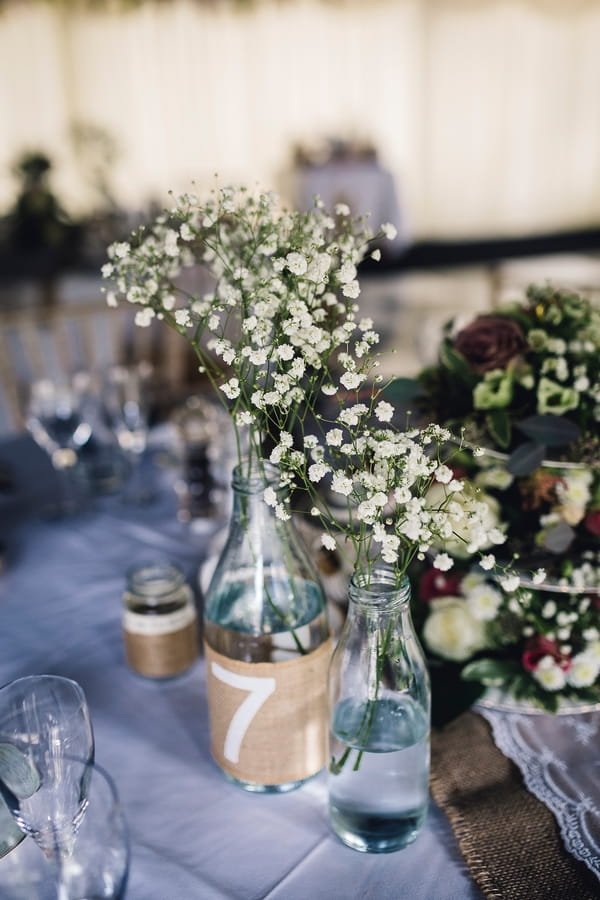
[0, 763, 129, 900]
[102, 362, 155, 504]
[26, 374, 95, 515]
[58, 761, 130, 900]
[0, 675, 95, 859]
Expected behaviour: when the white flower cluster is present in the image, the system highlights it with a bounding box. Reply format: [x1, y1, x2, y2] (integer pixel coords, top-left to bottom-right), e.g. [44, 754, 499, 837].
[273, 410, 506, 584]
[421, 555, 600, 698]
[103, 185, 393, 464]
[422, 570, 507, 663]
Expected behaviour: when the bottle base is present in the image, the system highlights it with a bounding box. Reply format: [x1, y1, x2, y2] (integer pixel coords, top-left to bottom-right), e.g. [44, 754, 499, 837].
[329, 805, 426, 853]
[224, 771, 317, 794]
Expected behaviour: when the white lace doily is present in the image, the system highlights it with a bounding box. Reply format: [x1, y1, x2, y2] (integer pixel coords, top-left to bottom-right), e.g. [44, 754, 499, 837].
[479, 706, 600, 879]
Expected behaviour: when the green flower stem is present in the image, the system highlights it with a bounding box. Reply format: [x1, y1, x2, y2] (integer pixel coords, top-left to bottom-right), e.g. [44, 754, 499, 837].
[238, 481, 308, 657]
[330, 615, 394, 775]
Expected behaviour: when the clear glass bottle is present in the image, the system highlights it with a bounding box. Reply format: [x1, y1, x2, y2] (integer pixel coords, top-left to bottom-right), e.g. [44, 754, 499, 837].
[123, 561, 199, 678]
[328, 565, 430, 853]
[203, 459, 332, 793]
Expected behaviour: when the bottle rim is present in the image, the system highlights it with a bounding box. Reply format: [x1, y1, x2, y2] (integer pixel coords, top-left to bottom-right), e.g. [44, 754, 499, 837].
[349, 565, 410, 607]
[126, 561, 185, 598]
[232, 459, 282, 494]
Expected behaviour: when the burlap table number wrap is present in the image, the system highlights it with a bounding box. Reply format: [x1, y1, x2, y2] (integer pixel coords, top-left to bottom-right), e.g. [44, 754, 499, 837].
[204, 638, 332, 785]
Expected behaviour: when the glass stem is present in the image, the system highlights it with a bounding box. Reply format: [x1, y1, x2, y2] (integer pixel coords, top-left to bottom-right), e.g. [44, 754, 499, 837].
[54, 461, 82, 516]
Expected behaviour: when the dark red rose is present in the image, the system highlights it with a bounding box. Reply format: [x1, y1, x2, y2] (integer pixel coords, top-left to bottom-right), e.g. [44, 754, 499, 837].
[419, 568, 463, 602]
[453, 315, 528, 374]
[584, 509, 600, 537]
[522, 636, 570, 672]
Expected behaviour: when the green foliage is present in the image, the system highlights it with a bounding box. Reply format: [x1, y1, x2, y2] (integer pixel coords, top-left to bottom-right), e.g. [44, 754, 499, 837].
[439, 340, 477, 388]
[507, 440, 547, 475]
[485, 409, 511, 449]
[461, 657, 522, 685]
[515, 414, 580, 447]
[381, 376, 423, 408]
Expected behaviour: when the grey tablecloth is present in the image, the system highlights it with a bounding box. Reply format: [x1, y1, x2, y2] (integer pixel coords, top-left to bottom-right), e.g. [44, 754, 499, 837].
[0, 435, 482, 900]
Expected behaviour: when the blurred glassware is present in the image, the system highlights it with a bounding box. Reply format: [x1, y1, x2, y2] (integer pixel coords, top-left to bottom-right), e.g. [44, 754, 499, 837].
[171, 395, 240, 532]
[0, 830, 53, 900]
[102, 361, 155, 504]
[122, 560, 199, 679]
[25, 374, 95, 516]
[58, 760, 130, 900]
[0, 762, 130, 900]
[0, 675, 94, 861]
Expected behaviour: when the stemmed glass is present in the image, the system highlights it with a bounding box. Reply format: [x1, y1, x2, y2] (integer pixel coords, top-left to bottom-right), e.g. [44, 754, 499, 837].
[0, 675, 94, 861]
[26, 374, 95, 516]
[102, 362, 155, 504]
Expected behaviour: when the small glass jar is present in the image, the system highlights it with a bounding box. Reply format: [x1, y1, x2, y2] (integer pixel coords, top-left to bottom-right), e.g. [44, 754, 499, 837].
[123, 561, 199, 678]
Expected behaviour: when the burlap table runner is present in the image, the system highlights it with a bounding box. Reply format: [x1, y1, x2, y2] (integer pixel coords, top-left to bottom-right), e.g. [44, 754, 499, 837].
[430, 710, 600, 900]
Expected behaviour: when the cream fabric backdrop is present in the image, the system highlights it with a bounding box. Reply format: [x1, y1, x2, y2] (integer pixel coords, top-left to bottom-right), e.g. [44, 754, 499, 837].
[1, 0, 599, 238]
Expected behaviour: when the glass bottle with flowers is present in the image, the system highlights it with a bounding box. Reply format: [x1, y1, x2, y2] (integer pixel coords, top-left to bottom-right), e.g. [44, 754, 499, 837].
[102, 184, 398, 791]
[271, 361, 506, 851]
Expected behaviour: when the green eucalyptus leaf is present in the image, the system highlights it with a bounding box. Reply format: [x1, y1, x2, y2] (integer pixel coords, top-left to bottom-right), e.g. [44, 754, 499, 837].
[507, 441, 546, 475]
[532, 690, 560, 714]
[485, 409, 511, 449]
[515, 414, 580, 447]
[439, 341, 477, 387]
[381, 377, 423, 407]
[461, 658, 521, 686]
[0, 743, 40, 800]
[510, 674, 532, 701]
[0, 797, 25, 859]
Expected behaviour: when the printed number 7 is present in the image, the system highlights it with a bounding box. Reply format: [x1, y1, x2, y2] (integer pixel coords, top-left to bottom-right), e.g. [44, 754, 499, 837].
[211, 663, 276, 764]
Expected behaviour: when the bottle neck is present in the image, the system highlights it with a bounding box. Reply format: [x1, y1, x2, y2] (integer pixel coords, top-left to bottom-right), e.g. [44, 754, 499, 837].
[232, 459, 280, 493]
[344, 567, 414, 642]
[348, 566, 411, 614]
[230, 459, 285, 523]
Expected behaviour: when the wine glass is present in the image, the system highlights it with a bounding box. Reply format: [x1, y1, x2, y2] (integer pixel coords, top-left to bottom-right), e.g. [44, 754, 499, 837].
[0, 675, 94, 859]
[26, 374, 95, 516]
[102, 362, 155, 504]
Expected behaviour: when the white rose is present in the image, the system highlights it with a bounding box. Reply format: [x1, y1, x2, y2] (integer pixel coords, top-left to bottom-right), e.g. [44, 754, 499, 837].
[566, 652, 600, 688]
[426, 482, 504, 559]
[532, 656, 567, 692]
[422, 597, 488, 662]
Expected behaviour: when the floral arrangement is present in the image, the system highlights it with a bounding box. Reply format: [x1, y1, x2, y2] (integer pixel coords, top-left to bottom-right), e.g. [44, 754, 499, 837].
[411, 283, 600, 469]
[102, 181, 502, 588]
[105, 182, 576, 719]
[272, 416, 506, 590]
[102, 184, 397, 474]
[389, 283, 600, 713]
[415, 554, 600, 714]
[400, 283, 600, 577]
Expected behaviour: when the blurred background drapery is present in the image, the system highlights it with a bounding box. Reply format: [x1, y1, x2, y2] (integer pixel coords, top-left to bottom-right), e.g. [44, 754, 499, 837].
[1, 0, 600, 239]
[1, 0, 600, 438]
